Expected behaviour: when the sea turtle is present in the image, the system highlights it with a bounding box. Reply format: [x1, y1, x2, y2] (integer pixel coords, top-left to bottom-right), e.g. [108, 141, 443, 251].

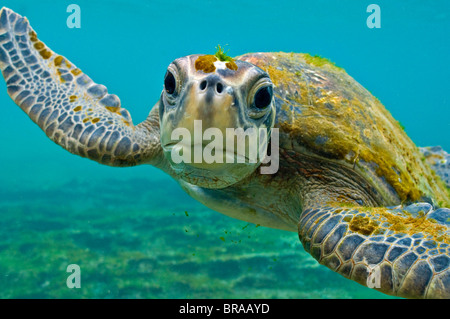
[1, 7, 449, 299]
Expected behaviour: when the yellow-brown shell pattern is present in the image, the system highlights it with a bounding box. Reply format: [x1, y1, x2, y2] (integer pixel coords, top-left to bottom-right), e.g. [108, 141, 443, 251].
[237, 52, 450, 207]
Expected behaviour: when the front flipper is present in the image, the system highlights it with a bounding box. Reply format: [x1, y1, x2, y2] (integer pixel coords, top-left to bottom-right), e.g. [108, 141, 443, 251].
[0, 7, 162, 167]
[299, 202, 450, 298]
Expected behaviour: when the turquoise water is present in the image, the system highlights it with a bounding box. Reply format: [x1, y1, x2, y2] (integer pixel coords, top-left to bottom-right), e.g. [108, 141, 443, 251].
[0, 0, 448, 298]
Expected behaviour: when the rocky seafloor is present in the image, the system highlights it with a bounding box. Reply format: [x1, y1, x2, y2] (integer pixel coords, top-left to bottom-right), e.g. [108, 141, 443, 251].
[0, 176, 394, 299]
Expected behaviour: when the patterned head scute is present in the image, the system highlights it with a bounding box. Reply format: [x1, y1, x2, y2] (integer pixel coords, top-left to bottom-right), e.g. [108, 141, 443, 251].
[194, 54, 238, 73]
[159, 54, 276, 189]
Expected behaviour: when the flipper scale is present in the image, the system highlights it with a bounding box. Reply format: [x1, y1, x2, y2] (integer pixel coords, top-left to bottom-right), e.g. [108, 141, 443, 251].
[299, 203, 450, 298]
[0, 7, 161, 167]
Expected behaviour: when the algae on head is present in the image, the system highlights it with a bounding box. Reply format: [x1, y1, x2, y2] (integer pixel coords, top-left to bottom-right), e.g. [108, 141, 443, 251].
[195, 45, 238, 73]
[214, 45, 234, 62]
[215, 44, 238, 71]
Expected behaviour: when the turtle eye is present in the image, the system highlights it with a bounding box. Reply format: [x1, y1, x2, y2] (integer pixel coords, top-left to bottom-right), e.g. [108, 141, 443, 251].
[164, 70, 177, 95]
[254, 86, 273, 109]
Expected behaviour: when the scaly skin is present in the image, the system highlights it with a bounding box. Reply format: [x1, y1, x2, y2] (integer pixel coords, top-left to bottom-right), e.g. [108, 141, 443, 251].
[0, 7, 163, 168]
[299, 202, 450, 298]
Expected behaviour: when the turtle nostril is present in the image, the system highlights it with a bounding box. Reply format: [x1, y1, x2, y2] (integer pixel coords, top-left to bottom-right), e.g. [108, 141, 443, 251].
[200, 80, 207, 91]
[216, 82, 223, 94]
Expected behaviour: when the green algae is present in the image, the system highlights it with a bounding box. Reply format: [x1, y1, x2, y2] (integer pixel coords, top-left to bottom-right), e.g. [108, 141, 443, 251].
[214, 44, 234, 62]
[301, 53, 344, 71]
[0, 177, 396, 299]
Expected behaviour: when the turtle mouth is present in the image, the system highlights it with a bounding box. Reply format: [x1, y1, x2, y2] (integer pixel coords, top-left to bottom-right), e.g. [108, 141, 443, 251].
[162, 141, 260, 189]
[162, 142, 252, 166]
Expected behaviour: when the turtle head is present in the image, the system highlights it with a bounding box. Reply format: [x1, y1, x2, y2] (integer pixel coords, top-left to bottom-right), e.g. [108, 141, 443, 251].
[159, 54, 276, 189]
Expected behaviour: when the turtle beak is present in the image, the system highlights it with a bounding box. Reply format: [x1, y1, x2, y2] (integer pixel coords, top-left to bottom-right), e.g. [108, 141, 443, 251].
[180, 74, 237, 132]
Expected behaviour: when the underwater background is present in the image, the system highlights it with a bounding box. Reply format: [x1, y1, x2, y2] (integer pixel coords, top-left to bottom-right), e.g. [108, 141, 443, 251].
[0, 0, 448, 298]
